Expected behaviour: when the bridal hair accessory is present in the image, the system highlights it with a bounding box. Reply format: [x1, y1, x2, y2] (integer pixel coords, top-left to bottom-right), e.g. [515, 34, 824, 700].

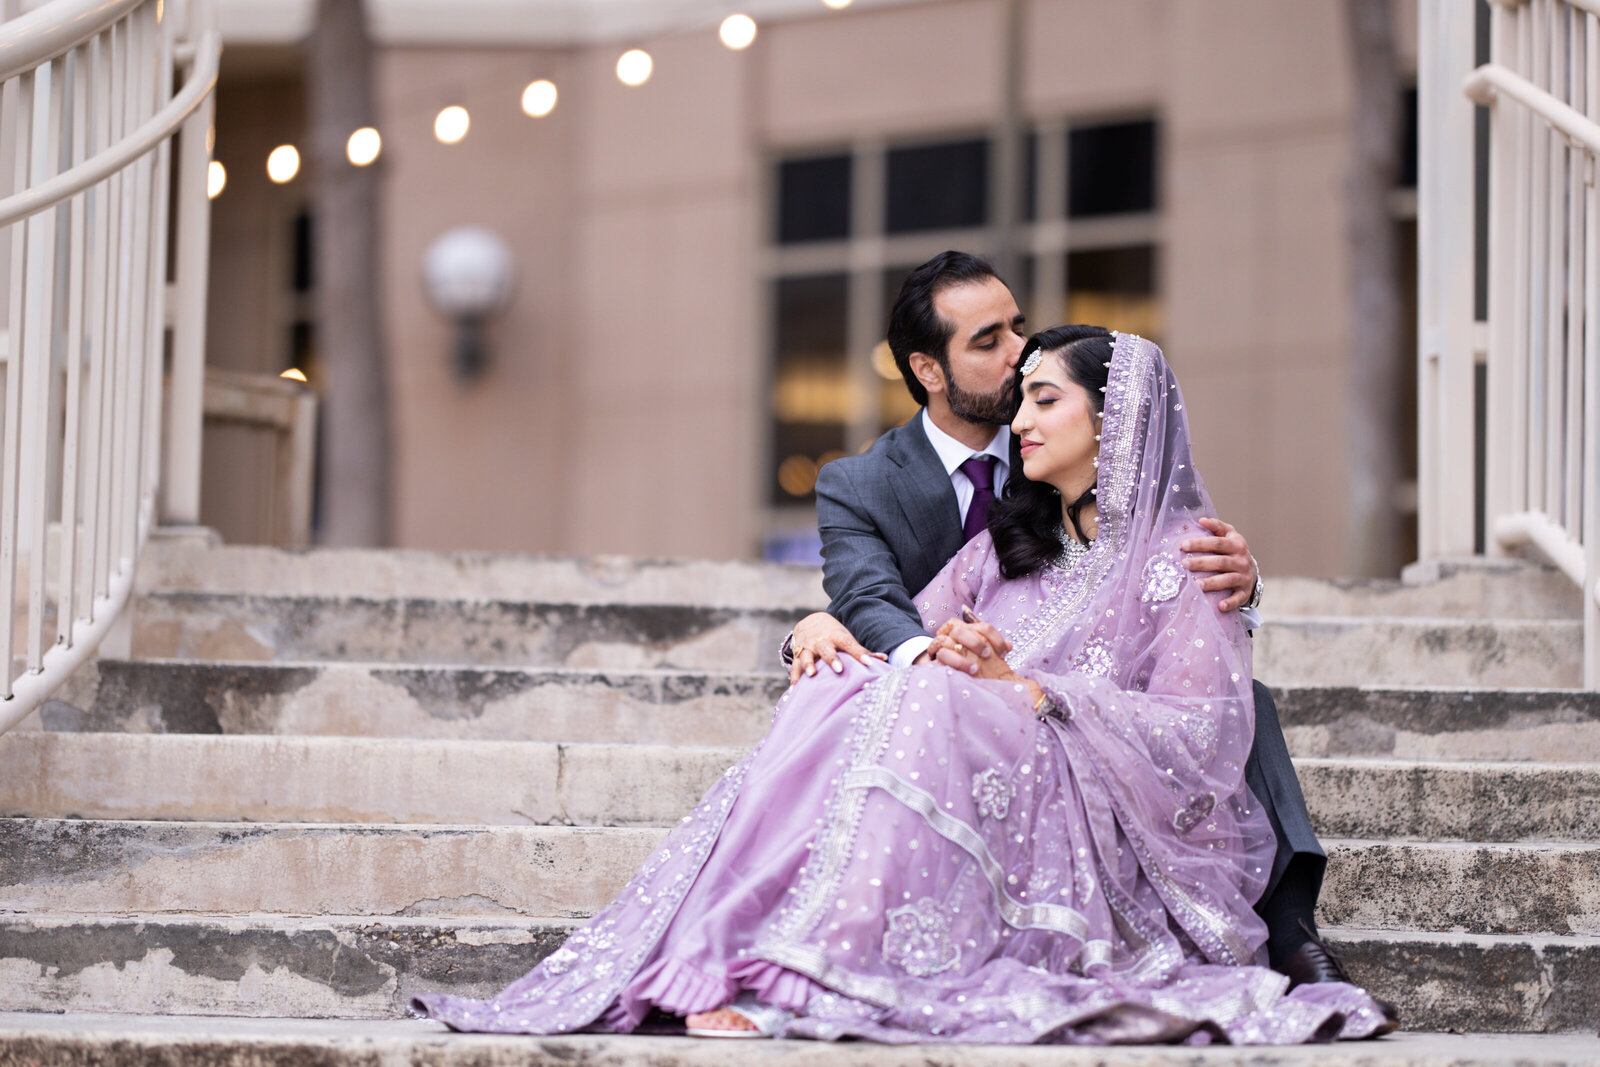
[1020, 348, 1045, 376]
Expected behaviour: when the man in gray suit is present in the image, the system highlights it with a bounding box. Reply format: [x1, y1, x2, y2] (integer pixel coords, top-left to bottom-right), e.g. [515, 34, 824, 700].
[786, 251, 1387, 1011]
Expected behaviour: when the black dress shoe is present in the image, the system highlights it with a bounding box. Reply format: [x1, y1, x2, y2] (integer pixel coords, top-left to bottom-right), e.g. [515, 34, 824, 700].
[1280, 924, 1400, 1036]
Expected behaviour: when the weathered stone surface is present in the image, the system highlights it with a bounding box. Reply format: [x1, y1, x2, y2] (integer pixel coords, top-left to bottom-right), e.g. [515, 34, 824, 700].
[0, 819, 666, 918]
[1254, 618, 1581, 688]
[3, 1013, 1598, 1067]
[0, 916, 573, 1019]
[41, 661, 783, 745]
[0, 732, 737, 827]
[136, 542, 829, 609]
[1277, 686, 1600, 760]
[129, 593, 809, 672]
[1299, 758, 1600, 841]
[1320, 841, 1600, 934]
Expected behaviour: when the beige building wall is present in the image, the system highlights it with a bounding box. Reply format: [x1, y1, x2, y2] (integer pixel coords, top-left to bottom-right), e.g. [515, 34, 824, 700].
[204, 0, 1420, 577]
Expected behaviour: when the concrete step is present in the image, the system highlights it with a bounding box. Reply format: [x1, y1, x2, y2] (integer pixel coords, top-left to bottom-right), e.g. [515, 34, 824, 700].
[1276, 686, 1600, 761]
[1275, 557, 1581, 620]
[3, 1016, 1599, 1067]
[0, 916, 1595, 1034]
[37, 660, 1600, 758]
[6, 733, 1598, 844]
[126, 588, 1581, 689]
[127, 592, 808, 672]
[39, 660, 785, 746]
[137, 538, 828, 608]
[3, 818, 1593, 935]
[1254, 617, 1582, 688]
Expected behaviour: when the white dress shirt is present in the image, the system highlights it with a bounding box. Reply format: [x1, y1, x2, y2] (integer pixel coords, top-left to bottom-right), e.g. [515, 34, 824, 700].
[889, 412, 1011, 667]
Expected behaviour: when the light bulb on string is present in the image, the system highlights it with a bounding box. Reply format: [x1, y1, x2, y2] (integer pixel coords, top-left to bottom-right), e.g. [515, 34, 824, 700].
[616, 49, 653, 86]
[822, 0, 853, 8]
[206, 160, 226, 198]
[434, 105, 470, 144]
[521, 79, 558, 117]
[347, 126, 382, 166]
[266, 144, 299, 183]
[719, 13, 756, 50]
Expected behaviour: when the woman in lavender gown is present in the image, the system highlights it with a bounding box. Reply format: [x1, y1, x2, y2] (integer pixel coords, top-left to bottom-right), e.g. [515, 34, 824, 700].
[412, 329, 1389, 1044]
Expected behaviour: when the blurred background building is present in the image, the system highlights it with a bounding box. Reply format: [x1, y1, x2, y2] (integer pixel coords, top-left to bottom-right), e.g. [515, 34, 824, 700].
[200, 0, 1423, 577]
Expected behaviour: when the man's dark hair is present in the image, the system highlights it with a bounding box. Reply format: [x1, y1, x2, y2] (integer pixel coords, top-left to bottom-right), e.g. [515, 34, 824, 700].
[885, 251, 1002, 407]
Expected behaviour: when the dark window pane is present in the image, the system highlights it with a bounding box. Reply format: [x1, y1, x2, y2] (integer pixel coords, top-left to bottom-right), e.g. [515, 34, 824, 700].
[886, 138, 988, 234]
[292, 210, 314, 292]
[1064, 245, 1161, 340]
[1068, 120, 1157, 218]
[777, 154, 852, 243]
[1399, 85, 1418, 189]
[771, 274, 849, 504]
[1021, 131, 1038, 222]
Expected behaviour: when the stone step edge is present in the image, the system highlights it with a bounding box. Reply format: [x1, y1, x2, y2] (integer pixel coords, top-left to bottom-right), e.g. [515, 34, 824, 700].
[4, 1014, 1598, 1067]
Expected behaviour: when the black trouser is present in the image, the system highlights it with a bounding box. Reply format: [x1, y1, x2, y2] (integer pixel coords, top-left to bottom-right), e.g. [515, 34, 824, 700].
[1244, 679, 1326, 908]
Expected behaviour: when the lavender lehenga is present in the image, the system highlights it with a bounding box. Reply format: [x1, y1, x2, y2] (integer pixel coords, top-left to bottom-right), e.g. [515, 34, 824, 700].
[413, 334, 1387, 1044]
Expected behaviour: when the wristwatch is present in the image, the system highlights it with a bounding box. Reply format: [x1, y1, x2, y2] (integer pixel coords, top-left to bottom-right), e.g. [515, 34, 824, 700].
[1243, 556, 1264, 612]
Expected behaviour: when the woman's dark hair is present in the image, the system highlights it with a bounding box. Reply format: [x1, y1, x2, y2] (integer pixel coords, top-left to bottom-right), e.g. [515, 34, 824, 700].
[989, 325, 1114, 579]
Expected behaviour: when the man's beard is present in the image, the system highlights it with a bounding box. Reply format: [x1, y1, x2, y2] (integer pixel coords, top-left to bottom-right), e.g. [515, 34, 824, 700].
[944, 370, 1016, 426]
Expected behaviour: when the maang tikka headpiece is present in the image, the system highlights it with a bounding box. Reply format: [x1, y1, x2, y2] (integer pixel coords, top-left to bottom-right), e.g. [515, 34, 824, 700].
[1020, 348, 1044, 376]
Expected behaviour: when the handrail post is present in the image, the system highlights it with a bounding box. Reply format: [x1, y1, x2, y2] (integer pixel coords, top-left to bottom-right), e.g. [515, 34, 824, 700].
[1417, 0, 1481, 559]
[162, 0, 213, 526]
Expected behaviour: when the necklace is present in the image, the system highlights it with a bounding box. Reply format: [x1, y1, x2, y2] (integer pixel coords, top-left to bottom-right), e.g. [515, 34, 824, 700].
[1053, 527, 1093, 571]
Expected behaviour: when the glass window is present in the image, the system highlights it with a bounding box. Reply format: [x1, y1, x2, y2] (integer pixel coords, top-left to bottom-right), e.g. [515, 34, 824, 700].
[771, 273, 849, 504]
[1068, 120, 1157, 217]
[777, 154, 852, 244]
[1399, 86, 1418, 189]
[886, 138, 989, 234]
[1064, 245, 1160, 340]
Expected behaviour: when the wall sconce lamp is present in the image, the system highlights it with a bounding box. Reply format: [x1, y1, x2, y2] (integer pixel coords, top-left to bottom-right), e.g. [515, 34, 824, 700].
[422, 226, 516, 382]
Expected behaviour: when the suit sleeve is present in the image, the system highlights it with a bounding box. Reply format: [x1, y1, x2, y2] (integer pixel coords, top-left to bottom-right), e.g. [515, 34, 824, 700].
[815, 460, 931, 656]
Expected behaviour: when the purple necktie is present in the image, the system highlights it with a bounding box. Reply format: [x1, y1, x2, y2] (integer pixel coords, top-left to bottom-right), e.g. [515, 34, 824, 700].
[959, 455, 997, 541]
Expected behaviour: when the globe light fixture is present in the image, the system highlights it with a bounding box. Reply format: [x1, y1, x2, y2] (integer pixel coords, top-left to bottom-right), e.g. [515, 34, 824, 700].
[434, 105, 470, 145]
[206, 160, 226, 199]
[521, 79, 558, 118]
[422, 226, 517, 382]
[719, 13, 757, 50]
[266, 144, 300, 183]
[346, 126, 382, 166]
[616, 48, 653, 86]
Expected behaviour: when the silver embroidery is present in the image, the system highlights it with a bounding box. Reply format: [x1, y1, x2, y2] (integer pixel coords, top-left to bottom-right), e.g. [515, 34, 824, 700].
[971, 768, 1013, 820]
[1140, 554, 1184, 604]
[1074, 864, 1097, 906]
[883, 898, 961, 978]
[1173, 791, 1217, 835]
[1073, 639, 1115, 678]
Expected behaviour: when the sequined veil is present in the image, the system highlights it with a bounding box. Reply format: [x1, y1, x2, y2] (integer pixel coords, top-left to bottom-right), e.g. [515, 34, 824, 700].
[412, 333, 1388, 1044]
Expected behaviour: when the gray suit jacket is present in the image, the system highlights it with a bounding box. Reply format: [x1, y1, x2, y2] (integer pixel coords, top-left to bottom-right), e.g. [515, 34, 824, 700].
[815, 415, 967, 655]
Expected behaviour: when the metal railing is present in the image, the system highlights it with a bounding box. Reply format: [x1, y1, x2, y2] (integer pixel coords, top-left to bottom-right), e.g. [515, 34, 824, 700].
[0, 0, 218, 734]
[1421, 0, 1600, 687]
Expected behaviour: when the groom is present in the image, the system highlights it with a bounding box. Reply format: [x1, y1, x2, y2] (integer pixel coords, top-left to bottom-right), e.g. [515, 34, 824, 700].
[787, 251, 1382, 1008]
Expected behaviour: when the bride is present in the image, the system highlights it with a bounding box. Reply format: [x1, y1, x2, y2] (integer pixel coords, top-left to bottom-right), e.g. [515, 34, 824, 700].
[412, 329, 1389, 1044]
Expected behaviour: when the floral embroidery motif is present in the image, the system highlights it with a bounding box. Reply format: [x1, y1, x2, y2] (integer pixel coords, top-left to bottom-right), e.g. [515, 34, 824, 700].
[971, 768, 1013, 820]
[1074, 864, 1097, 905]
[883, 897, 961, 977]
[1074, 639, 1115, 678]
[1140, 554, 1185, 604]
[541, 946, 579, 975]
[1172, 791, 1217, 835]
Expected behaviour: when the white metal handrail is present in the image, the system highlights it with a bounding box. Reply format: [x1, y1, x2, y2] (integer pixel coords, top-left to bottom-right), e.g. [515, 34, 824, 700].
[0, 0, 218, 734]
[1425, 0, 1600, 687]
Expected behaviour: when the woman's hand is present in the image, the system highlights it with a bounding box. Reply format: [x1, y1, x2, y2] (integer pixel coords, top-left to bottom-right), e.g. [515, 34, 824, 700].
[788, 612, 885, 684]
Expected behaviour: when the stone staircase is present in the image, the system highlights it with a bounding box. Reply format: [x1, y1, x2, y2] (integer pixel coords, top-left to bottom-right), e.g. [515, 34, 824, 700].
[0, 540, 1595, 1062]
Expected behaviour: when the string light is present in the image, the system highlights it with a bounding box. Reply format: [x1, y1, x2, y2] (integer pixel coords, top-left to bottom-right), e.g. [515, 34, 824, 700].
[521, 79, 558, 117]
[266, 144, 300, 183]
[206, 160, 226, 199]
[616, 49, 653, 86]
[719, 13, 757, 50]
[280, 368, 308, 383]
[822, 0, 853, 8]
[434, 105, 471, 144]
[347, 126, 382, 166]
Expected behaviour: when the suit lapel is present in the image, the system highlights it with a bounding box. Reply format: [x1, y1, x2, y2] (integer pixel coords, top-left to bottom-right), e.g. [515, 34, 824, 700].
[885, 419, 964, 566]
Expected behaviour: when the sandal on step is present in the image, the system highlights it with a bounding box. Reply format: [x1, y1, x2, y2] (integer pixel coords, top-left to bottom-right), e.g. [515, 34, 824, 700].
[685, 993, 794, 1038]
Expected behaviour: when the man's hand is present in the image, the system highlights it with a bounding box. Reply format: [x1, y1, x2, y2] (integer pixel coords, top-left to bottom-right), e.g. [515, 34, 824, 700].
[789, 611, 885, 685]
[1180, 517, 1259, 612]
